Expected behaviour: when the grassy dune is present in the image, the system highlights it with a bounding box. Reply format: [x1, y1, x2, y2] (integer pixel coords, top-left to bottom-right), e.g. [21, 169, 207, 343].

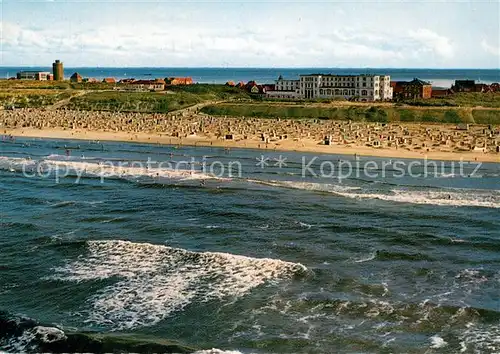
[201, 103, 500, 124]
[1, 80, 499, 123]
[66, 91, 203, 113]
[0, 80, 117, 90]
[0, 90, 73, 108]
[65, 85, 250, 113]
[399, 92, 500, 108]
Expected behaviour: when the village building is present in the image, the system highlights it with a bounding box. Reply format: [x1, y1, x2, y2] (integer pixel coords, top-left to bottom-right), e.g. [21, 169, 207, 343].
[266, 74, 393, 101]
[245, 81, 274, 95]
[431, 88, 454, 98]
[166, 77, 194, 85]
[392, 78, 432, 99]
[128, 79, 165, 91]
[70, 72, 83, 83]
[452, 80, 476, 92]
[474, 83, 492, 93]
[119, 78, 136, 84]
[102, 77, 116, 84]
[16, 71, 52, 81]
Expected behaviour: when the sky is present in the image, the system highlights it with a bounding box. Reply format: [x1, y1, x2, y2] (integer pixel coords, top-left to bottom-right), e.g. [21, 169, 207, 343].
[1, 0, 499, 68]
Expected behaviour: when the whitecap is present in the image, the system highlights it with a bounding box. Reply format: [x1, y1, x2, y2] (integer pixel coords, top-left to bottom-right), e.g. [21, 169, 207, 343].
[353, 251, 377, 263]
[332, 188, 500, 209]
[50, 240, 307, 330]
[298, 222, 312, 229]
[429, 334, 447, 348]
[245, 176, 500, 209]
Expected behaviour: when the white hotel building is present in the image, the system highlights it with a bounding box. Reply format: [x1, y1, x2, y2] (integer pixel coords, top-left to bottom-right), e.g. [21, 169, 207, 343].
[267, 74, 393, 101]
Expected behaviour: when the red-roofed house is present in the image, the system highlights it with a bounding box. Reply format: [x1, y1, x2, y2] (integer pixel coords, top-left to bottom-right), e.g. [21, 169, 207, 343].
[128, 80, 165, 91]
[70, 72, 83, 83]
[166, 77, 194, 85]
[103, 78, 116, 84]
[391, 78, 432, 99]
[474, 84, 492, 93]
[431, 89, 454, 98]
[119, 78, 136, 84]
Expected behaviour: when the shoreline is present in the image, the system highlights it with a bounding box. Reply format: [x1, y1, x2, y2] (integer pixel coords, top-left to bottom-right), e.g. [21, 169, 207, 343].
[4, 128, 499, 163]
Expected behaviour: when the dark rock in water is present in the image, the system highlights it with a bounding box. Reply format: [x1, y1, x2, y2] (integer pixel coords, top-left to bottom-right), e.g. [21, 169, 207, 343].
[0, 311, 195, 353]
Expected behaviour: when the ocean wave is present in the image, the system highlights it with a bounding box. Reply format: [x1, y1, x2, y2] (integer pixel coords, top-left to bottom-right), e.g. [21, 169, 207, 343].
[250, 293, 500, 352]
[333, 189, 500, 208]
[49, 240, 307, 330]
[2, 155, 498, 208]
[0, 311, 195, 353]
[247, 179, 362, 194]
[249, 178, 500, 208]
[459, 322, 500, 353]
[0, 156, 223, 183]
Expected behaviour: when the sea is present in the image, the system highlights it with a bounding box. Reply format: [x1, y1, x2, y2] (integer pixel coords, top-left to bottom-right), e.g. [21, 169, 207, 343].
[1, 137, 499, 353]
[1, 67, 499, 88]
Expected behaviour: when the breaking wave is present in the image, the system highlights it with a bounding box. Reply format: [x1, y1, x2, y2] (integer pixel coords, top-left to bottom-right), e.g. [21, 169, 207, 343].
[50, 240, 307, 330]
[2, 155, 499, 208]
[0, 156, 221, 183]
[254, 179, 500, 209]
[333, 188, 500, 208]
[0, 311, 196, 353]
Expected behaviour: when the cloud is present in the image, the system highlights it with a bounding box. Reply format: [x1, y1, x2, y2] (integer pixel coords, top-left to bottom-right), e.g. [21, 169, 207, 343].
[408, 29, 454, 59]
[481, 40, 500, 57]
[0, 21, 477, 68]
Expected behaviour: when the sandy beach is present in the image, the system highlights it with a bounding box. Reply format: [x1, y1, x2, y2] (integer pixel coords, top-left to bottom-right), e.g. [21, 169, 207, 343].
[2, 108, 499, 163]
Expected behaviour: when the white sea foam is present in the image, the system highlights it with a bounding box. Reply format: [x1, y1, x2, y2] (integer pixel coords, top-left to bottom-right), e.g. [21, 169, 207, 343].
[0, 326, 65, 353]
[51, 240, 307, 330]
[249, 179, 361, 193]
[249, 178, 500, 208]
[298, 221, 312, 229]
[332, 188, 500, 209]
[46, 159, 218, 182]
[352, 251, 377, 263]
[429, 334, 447, 348]
[459, 322, 500, 352]
[33, 326, 67, 343]
[45, 154, 88, 161]
[0, 155, 221, 182]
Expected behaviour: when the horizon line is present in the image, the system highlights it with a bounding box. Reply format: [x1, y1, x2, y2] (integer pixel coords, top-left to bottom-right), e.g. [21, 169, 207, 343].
[1, 66, 499, 71]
